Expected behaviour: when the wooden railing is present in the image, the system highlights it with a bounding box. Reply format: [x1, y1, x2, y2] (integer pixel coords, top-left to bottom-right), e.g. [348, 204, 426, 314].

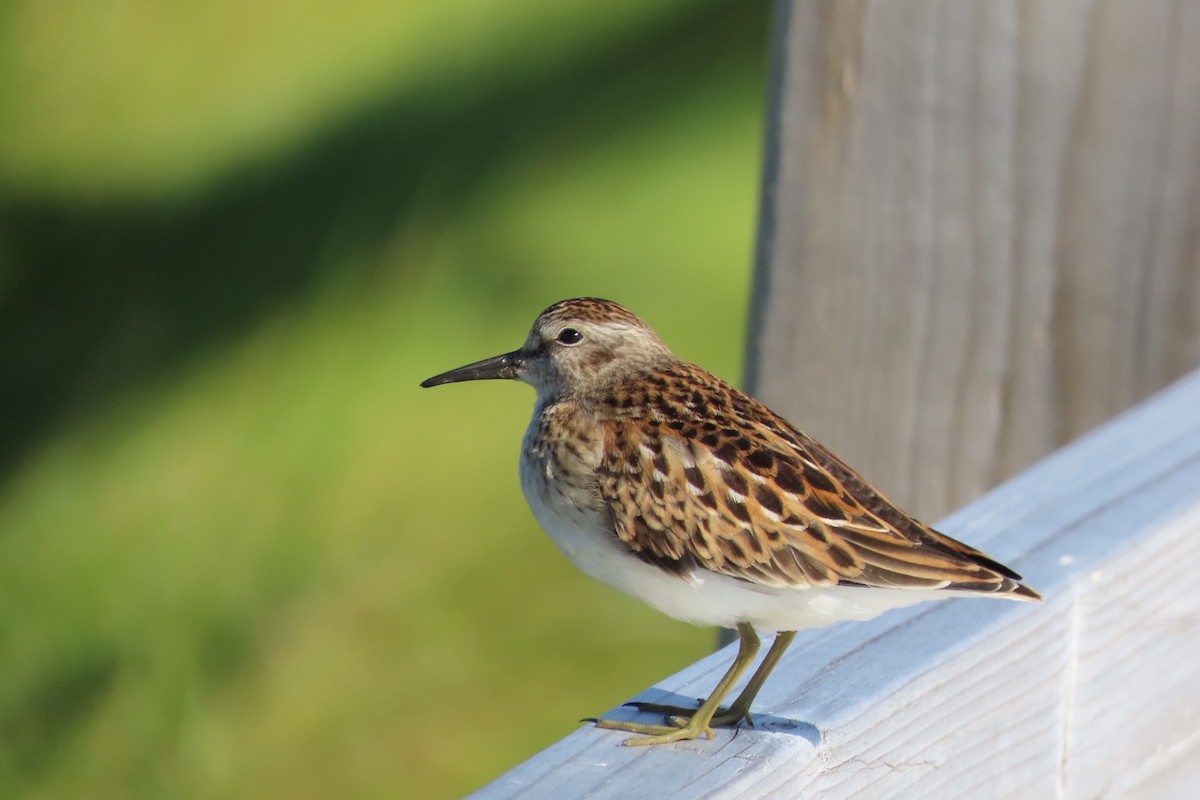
[471, 368, 1200, 797]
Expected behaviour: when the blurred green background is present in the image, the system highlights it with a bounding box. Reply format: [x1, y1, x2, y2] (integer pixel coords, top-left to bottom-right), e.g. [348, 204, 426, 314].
[0, 1, 770, 796]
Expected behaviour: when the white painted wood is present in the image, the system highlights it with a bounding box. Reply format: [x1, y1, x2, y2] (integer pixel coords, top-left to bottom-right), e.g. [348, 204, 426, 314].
[748, 0, 1200, 523]
[470, 368, 1200, 799]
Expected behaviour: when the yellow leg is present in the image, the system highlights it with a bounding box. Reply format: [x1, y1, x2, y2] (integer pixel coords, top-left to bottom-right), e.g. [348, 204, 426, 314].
[589, 622, 761, 745]
[630, 630, 797, 729]
[709, 630, 795, 727]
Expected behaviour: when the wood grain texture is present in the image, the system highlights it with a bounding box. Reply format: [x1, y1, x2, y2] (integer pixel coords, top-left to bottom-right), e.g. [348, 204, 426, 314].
[470, 369, 1200, 799]
[747, 0, 1200, 522]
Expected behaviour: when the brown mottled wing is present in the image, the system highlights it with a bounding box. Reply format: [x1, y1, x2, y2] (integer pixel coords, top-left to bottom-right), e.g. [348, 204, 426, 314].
[597, 376, 1037, 599]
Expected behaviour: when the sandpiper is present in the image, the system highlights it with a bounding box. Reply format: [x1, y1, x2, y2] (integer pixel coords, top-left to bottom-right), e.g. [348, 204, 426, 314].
[421, 297, 1040, 746]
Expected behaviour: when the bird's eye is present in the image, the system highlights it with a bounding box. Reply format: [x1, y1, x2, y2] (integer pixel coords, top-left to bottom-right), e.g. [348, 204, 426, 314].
[556, 328, 583, 345]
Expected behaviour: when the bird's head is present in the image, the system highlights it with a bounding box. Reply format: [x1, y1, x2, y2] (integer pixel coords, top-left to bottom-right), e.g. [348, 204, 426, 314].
[420, 297, 675, 401]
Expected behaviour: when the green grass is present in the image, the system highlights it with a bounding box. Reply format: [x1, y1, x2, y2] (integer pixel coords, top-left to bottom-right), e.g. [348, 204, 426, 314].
[0, 0, 703, 198]
[0, 2, 770, 796]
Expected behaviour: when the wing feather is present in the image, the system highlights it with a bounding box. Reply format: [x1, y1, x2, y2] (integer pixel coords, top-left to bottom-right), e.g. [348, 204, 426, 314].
[597, 375, 1037, 600]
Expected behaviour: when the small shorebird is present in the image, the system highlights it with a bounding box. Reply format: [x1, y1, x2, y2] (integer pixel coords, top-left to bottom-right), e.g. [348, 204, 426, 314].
[421, 298, 1040, 746]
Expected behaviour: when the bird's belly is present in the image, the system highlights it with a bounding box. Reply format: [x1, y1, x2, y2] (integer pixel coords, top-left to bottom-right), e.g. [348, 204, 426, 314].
[519, 458, 944, 632]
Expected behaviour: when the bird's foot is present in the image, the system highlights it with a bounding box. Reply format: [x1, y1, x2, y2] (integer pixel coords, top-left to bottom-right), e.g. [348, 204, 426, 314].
[624, 699, 754, 729]
[585, 715, 716, 746]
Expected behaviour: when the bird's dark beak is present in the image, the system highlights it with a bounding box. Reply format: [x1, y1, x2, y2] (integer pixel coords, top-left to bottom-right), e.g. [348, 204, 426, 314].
[420, 350, 524, 388]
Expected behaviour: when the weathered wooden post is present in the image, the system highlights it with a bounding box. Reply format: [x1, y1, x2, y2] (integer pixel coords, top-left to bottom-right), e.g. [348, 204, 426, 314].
[749, 0, 1200, 521]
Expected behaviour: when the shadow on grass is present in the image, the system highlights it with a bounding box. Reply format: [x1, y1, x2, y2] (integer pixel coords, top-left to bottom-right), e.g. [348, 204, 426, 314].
[0, 2, 770, 485]
[0, 649, 119, 776]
